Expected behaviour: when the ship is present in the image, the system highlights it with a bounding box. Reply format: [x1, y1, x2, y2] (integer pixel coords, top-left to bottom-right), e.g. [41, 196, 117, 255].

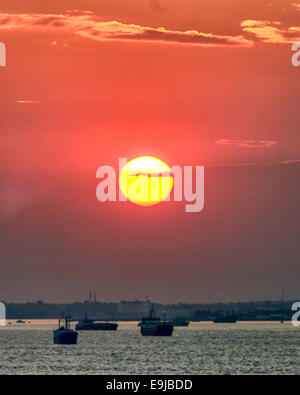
[213, 311, 238, 323]
[75, 319, 118, 331]
[169, 318, 189, 327]
[75, 310, 118, 330]
[16, 319, 26, 324]
[139, 305, 173, 336]
[53, 316, 78, 344]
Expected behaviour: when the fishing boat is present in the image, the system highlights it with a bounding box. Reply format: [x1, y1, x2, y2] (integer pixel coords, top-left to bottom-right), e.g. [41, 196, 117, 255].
[53, 316, 78, 344]
[139, 305, 173, 336]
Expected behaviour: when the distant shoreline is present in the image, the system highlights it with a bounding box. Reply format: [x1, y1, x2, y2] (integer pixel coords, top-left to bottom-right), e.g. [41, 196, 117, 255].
[2, 299, 295, 322]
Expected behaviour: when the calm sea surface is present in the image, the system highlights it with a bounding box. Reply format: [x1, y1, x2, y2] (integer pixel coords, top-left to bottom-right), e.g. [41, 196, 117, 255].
[0, 321, 299, 375]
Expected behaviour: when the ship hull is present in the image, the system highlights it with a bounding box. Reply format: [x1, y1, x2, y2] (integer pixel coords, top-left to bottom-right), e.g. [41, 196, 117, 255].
[141, 324, 173, 336]
[170, 321, 189, 327]
[213, 317, 237, 323]
[53, 331, 78, 344]
[75, 323, 118, 331]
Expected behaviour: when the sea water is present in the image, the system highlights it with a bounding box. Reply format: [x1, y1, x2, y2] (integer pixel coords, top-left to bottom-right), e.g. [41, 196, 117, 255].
[0, 321, 298, 375]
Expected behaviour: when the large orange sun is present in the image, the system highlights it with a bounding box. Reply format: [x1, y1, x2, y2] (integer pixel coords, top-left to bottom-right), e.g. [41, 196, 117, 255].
[119, 156, 173, 206]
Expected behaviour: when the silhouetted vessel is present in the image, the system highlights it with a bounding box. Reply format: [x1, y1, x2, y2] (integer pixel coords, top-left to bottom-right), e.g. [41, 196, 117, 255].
[16, 319, 26, 324]
[76, 319, 118, 331]
[54, 316, 78, 344]
[213, 311, 238, 323]
[139, 306, 173, 336]
[169, 318, 189, 327]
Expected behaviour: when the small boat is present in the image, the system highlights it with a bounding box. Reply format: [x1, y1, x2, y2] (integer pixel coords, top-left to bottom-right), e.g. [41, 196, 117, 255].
[16, 319, 26, 324]
[213, 311, 238, 323]
[139, 305, 173, 336]
[53, 316, 78, 344]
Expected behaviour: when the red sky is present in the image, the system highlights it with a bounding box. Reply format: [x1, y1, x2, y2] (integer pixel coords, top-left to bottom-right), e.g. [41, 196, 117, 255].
[0, 0, 299, 303]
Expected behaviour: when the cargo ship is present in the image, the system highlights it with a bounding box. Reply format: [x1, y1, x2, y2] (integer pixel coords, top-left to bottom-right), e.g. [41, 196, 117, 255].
[139, 305, 173, 336]
[213, 311, 238, 323]
[169, 318, 189, 327]
[54, 316, 78, 344]
[75, 312, 118, 331]
[75, 319, 118, 331]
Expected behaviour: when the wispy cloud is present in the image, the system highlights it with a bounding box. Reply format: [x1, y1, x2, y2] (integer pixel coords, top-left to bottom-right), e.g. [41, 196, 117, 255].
[241, 20, 300, 43]
[292, 2, 300, 11]
[215, 139, 277, 148]
[210, 162, 260, 167]
[0, 13, 253, 47]
[15, 100, 38, 104]
[282, 159, 300, 164]
[209, 159, 300, 167]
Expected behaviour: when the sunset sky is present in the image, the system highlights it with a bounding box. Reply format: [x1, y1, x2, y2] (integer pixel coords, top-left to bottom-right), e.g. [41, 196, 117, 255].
[0, 0, 299, 303]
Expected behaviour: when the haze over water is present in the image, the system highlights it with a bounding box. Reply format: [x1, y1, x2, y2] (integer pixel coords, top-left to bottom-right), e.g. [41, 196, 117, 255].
[0, 321, 299, 375]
